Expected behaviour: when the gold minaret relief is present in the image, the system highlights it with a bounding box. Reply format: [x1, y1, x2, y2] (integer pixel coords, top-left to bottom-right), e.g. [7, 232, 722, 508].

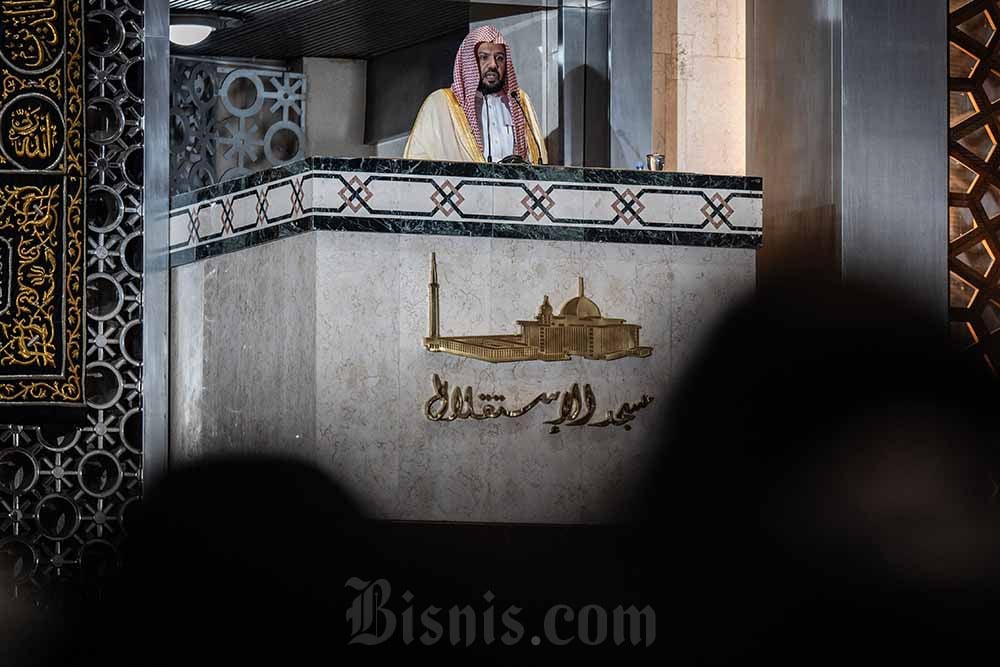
[428, 252, 441, 341]
[423, 254, 653, 363]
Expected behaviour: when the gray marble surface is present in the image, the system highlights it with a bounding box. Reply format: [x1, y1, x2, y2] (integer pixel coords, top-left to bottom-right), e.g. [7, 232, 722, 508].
[171, 234, 317, 467]
[171, 231, 754, 523]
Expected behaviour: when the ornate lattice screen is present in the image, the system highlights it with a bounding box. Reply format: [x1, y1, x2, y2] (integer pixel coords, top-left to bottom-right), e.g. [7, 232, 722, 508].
[0, 0, 146, 601]
[169, 57, 305, 196]
[949, 0, 1000, 372]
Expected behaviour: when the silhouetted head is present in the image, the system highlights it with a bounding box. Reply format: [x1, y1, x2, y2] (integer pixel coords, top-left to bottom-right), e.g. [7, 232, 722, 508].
[113, 456, 376, 665]
[631, 281, 1000, 664]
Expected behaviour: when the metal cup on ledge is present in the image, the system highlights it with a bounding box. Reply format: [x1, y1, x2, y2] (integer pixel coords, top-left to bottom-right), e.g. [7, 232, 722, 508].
[645, 153, 666, 171]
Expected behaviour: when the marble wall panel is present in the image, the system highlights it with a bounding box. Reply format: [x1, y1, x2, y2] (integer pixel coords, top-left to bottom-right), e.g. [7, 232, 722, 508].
[171, 234, 318, 466]
[668, 245, 755, 383]
[170, 210, 192, 249]
[581, 189, 620, 224]
[230, 191, 261, 232]
[682, 53, 746, 175]
[315, 232, 402, 515]
[451, 183, 494, 219]
[265, 182, 296, 220]
[717, 0, 746, 60]
[641, 190, 707, 226]
[397, 235, 496, 520]
[493, 182, 537, 222]
[170, 263, 205, 465]
[171, 231, 755, 524]
[196, 202, 225, 239]
[367, 177, 411, 215]
[728, 193, 764, 226]
[313, 174, 348, 212]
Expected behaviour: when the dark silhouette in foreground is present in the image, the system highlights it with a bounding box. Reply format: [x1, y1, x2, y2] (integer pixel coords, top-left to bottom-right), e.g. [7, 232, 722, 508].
[3, 281, 999, 665]
[628, 282, 1000, 664]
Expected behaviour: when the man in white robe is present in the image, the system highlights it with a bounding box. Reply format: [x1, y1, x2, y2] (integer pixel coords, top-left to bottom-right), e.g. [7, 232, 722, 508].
[405, 25, 548, 165]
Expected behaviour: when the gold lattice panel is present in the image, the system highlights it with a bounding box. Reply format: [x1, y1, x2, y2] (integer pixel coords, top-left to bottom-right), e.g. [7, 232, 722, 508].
[949, 0, 1000, 372]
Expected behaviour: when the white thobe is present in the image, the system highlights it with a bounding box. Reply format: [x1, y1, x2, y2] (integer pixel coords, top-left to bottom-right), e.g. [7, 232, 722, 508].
[479, 93, 515, 161]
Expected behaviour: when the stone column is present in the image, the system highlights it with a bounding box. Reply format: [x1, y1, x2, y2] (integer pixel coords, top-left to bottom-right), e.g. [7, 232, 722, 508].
[747, 0, 947, 319]
[298, 57, 373, 158]
[652, 0, 747, 175]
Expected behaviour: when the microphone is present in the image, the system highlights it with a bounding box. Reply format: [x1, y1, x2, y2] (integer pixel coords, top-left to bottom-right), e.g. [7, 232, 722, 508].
[483, 95, 494, 163]
[511, 91, 544, 165]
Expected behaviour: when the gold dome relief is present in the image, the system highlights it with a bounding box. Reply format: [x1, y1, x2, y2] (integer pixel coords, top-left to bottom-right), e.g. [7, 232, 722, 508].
[424, 259, 652, 363]
[559, 296, 602, 319]
[559, 278, 602, 319]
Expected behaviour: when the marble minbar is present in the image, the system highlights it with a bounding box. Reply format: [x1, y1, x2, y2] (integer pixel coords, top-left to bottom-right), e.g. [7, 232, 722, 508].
[169, 157, 762, 524]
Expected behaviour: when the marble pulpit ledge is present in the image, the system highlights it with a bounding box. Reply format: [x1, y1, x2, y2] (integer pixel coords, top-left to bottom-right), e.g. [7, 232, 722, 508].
[169, 157, 763, 524]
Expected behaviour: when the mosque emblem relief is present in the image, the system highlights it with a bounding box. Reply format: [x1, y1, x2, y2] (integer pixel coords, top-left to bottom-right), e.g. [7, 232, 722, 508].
[422, 252, 655, 433]
[423, 253, 653, 364]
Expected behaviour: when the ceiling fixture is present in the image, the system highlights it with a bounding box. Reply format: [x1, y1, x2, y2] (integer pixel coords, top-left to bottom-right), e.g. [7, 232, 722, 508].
[169, 12, 244, 47]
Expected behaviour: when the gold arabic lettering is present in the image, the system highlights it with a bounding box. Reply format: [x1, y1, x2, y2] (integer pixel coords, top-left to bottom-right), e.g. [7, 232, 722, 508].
[425, 374, 561, 423]
[2, 177, 84, 402]
[424, 374, 654, 433]
[0, 184, 59, 369]
[544, 382, 654, 433]
[2, 0, 60, 70]
[0, 0, 84, 406]
[7, 105, 57, 160]
[0, 248, 7, 311]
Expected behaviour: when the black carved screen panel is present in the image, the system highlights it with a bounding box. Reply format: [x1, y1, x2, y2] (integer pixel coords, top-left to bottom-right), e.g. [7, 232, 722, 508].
[0, 0, 144, 601]
[0, 0, 85, 418]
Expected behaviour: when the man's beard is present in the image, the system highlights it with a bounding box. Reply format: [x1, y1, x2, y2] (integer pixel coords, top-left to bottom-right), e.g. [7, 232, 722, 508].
[479, 72, 504, 95]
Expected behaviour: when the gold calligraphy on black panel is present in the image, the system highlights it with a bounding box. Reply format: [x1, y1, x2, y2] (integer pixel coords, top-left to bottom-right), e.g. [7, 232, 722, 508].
[0, 183, 59, 370]
[62, 0, 79, 176]
[1, 0, 63, 73]
[0, 238, 10, 314]
[1, 94, 63, 169]
[0, 175, 82, 402]
[9, 104, 57, 158]
[0, 0, 82, 409]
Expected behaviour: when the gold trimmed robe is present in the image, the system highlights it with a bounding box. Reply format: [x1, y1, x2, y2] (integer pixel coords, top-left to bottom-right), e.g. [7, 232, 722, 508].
[404, 89, 548, 164]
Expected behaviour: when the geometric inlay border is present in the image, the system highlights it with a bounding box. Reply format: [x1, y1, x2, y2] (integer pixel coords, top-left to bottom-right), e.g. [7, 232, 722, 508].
[169, 166, 764, 263]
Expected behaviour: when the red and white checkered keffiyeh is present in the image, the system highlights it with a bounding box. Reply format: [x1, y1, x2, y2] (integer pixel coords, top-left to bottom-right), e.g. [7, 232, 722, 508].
[451, 25, 529, 160]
